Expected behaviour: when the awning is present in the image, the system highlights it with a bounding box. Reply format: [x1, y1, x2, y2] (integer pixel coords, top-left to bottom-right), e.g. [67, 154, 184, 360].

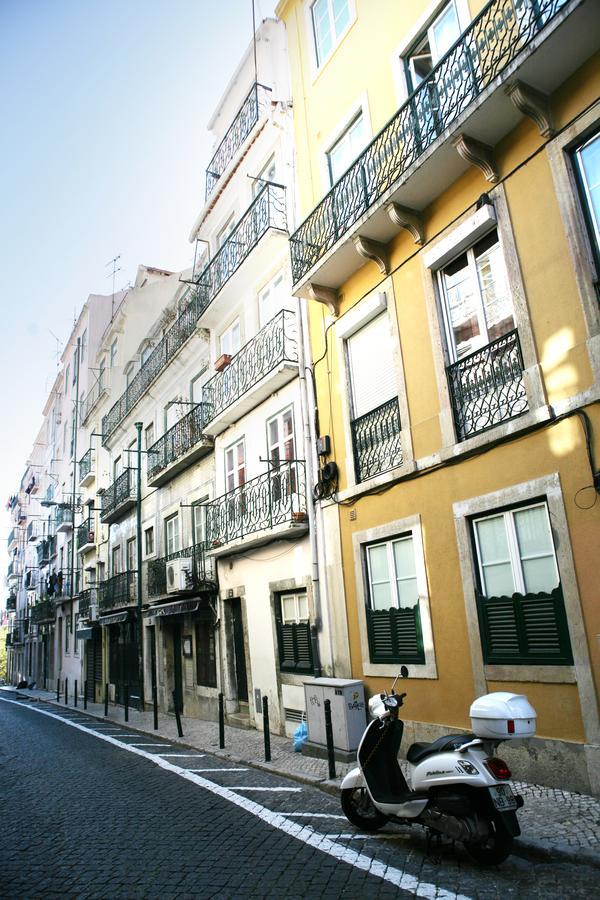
[144, 599, 200, 620]
[76, 628, 93, 640]
[98, 611, 130, 626]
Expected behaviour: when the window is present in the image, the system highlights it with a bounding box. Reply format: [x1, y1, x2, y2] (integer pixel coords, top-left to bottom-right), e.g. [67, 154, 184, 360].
[81, 329, 87, 362]
[192, 499, 207, 547]
[113, 456, 122, 480]
[346, 312, 402, 481]
[110, 338, 118, 368]
[438, 228, 514, 361]
[65, 616, 70, 653]
[573, 130, 600, 267]
[259, 271, 287, 326]
[311, 0, 351, 68]
[98, 358, 106, 390]
[195, 618, 217, 687]
[145, 422, 155, 449]
[127, 537, 136, 573]
[225, 440, 245, 492]
[405, 1, 461, 92]
[64, 365, 70, 394]
[252, 156, 277, 197]
[165, 514, 180, 556]
[112, 545, 121, 575]
[144, 526, 155, 557]
[217, 216, 236, 250]
[327, 113, 366, 185]
[141, 344, 153, 366]
[267, 408, 296, 506]
[364, 534, 425, 663]
[190, 370, 206, 405]
[472, 502, 573, 665]
[125, 363, 134, 389]
[276, 591, 313, 673]
[164, 401, 181, 432]
[219, 319, 241, 357]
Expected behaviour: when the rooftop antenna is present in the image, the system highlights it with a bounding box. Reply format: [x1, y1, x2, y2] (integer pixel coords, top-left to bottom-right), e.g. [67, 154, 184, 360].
[106, 254, 122, 320]
[48, 328, 62, 371]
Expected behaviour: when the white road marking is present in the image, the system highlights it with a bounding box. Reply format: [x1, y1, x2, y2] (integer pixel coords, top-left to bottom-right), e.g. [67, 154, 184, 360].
[127, 743, 173, 748]
[0, 697, 472, 900]
[159, 753, 206, 758]
[227, 786, 303, 792]
[323, 833, 412, 841]
[187, 768, 249, 773]
[286, 812, 347, 819]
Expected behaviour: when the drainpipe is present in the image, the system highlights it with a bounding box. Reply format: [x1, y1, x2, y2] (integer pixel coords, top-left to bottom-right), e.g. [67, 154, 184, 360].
[70, 337, 81, 652]
[135, 421, 145, 711]
[297, 298, 323, 678]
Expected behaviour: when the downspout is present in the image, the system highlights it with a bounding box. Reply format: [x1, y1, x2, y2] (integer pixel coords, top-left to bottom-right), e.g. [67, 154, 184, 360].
[69, 337, 81, 652]
[135, 421, 145, 711]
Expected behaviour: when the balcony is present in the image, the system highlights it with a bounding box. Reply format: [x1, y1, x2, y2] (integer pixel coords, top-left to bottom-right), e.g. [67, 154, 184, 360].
[446, 329, 528, 440]
[147, 403, 213, 488]
[98, 572, 137, 613]
[205, 83, 271, 200]
[203, 310, 299, 437]
[76, 518, 95, 554]
[205, 461, 308, 555]
[7, 528, 18, 550]
[146, 542, 216, 600]
[290, 0, 597, 291]
[99, 469, 136, 524]
[352, 397, 403, 484]
[54, 505, 74, 533]
[6, 594, 17, 611]
[42, 572, 75, 604]
[26, 521, 40, 542]
[30, 599, 55, 625]
[79, 449, 95, 487]
[81, 377, 107, 424]
[78, 588, 98, 621]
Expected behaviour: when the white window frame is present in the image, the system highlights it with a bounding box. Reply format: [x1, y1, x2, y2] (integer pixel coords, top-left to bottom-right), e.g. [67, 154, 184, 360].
[267, 406, 296, 465]
[216, 215, 236, 250]
[319, 94, 371, 193]
[365, 534, 420, 611]
[126, 536, 137, 573]
[164, 513, 180, 556]
[326, 111, 366, 187]
[258, 270, 287, 327]
[141, 343, 153, 367]
[308, 0, 355, 72]
[110, 338, 118, 368]
[225, 439, 246, 492]
[252, 155, 277, 198]
[111, 544, 121, 576]
[219, 319, 241, 358]
[144, 422, 155, 450]
[124, 363, 135, 389]
[352, 514, 437, 679]
[143, 525, 155, 559]
[280, 590, 309, 624]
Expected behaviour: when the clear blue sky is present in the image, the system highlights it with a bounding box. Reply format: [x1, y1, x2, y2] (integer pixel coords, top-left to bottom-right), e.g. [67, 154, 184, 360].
[0, 0, 278, 573]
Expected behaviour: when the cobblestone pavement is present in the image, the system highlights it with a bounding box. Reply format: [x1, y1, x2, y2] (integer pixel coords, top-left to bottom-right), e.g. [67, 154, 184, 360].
[2, 693, 600, 899]
[5, 687, 600, 867]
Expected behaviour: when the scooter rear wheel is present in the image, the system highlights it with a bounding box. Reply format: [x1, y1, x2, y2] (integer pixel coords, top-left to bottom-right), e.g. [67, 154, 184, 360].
[464, 825, 513, 866]
[341, 787, 388, 831]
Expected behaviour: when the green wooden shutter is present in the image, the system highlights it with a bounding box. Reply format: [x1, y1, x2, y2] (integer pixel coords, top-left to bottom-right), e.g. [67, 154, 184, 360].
[476, 585, 573, 665]
[366, 606, 425, 664]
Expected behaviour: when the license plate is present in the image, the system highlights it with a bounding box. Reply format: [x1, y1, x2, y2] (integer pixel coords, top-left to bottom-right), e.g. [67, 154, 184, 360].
[489, 784, 517, 811]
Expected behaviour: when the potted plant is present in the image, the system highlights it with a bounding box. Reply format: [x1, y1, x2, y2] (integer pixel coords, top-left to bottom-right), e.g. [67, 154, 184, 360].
[214, 353, 232, 372]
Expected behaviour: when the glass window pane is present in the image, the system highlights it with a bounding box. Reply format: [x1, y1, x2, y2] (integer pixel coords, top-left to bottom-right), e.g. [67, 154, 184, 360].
[371, 582, 393, 610]
[312, 0, 332, 64]
[397, 577, 419, 608]
[431, 2, 460, 59]
[475, 239, 514, 341]
[368, 544, 390, 584]
[392, 536, 416, 578]
[481, 562, 515, 597]
[577, 133, 600, 250]
[521, 556, 559, 594]
[513, 506, 553, 558]
[442, 253, 481, 358]
[332, 0, 350, 37]
[282, 594, 296, 623]
[297, 593, 309, 621]
[475, 515, 510, 564]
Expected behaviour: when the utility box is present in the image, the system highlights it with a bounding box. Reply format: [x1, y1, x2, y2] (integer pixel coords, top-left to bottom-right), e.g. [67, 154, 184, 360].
[303, 678, 366, 752]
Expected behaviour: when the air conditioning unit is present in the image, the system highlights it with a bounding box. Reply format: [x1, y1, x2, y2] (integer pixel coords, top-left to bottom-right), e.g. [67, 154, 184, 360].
[166, 557, 193, 594]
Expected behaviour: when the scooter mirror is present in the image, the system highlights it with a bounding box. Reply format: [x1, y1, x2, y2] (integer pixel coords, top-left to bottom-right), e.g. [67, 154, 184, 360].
[400, 666, 409, 678]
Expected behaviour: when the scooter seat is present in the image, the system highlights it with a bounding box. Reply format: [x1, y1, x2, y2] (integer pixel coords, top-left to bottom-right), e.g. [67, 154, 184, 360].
[406, 733, 475, 765]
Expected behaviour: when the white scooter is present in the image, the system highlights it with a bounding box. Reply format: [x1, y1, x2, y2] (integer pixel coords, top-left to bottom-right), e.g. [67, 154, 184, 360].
[340, 667, 536, 865]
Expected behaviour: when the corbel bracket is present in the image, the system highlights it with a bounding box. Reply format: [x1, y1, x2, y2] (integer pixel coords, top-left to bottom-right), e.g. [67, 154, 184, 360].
[505, 80, 554, 138]
[306, 283, 340, 318]
[385, 202, 425, 245]
[452, 133, 499, 184]
[352, 235, 390, 275]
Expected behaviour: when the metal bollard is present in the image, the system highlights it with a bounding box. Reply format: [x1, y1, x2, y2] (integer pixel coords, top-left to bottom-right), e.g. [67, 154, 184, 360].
[173, 691, 184, 738]
[84, 680, 88, 710]
[262, 695, 271, 762]
[104, 683, 109, 717]
[64, 678, 68, 705]
[74, 680, 78, 708]
[218, 692, 225, 749]
[324, 698, 336, 780]
[124, 684, 129, 722]
[152, 682, 158, 730]
[56, 679, 60, 703]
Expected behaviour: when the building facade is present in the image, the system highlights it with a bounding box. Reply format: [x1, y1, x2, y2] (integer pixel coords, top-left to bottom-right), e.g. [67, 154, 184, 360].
[277, 0, 600, 793]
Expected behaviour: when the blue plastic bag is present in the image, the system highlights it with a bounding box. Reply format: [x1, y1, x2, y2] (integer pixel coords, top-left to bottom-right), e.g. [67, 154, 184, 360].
[293, 719, 308, 752]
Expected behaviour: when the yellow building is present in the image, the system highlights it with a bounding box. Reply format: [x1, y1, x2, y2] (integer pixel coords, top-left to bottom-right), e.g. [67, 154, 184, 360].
[277, 0, 600, 794]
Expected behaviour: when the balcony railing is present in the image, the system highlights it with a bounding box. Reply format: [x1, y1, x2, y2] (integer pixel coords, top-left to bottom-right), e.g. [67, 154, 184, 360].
[78, 588, 97, 620]
[206, 461, 307, 547]
[446, 329, 528, 440]
[193, 182, 287, 290]
[205, 83, 271, 199]
[6, 594, 17, 611]
[146, 542, 216, 598]
[54, 505, 73, 530]
[147, 403, 213, 483]
[27, 521, 39, 542]
[79, 448, 94, 484]
[202, 310, 298, 421]
[8, 528, 17, 548]
[289, 0, 570, 285]
[77, 518, 95, 552]
[351, 397, 403, 484]
[41, 571, 75, 602]
[100, 469, 136, 523]
[81, 377, 107, 423]
[98, 571, 137, 613]
[30, 599, 55, 625]
[102, 184, 287, 445]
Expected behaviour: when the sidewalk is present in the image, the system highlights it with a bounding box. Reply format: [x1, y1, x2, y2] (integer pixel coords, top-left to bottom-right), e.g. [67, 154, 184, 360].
[9, 686, 600, 867]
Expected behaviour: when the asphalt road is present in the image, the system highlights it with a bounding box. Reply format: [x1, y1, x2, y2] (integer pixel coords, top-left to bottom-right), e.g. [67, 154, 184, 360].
[0, 694, 596, 899]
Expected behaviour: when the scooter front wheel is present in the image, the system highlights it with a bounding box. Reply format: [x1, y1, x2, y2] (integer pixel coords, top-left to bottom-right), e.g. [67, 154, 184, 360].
[341, 787, 388, 831]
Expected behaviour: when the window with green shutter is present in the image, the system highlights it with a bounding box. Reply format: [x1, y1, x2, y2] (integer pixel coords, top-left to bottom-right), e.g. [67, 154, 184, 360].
[276, 591, 313, 674]
[364, 534, 425, 664]
[472, 502, 573, 665]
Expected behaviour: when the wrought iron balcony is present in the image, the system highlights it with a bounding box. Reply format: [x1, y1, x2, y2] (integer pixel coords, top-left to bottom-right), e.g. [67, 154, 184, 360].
[351, 397, 403, 484]
[146, 542, 216, 599]
[54, 505, 73, 532]
[205, 83, 271, 200]
[76, 518, 95, 553]
[7, 561, 16, 579]
[98, 571, 137, 613]
[37, 539, 49, 567]
[6, 594, 17, 611]
[30, 599, 55, 625]
[99, 469, 136, 524]
[290, 0, 573, 286]
[202, 309, 299, 434]
[41, 571, 75, 603]
[26, 521, 40, 542]
[446, 329, 528, 441]
[79, 448, 94, 486]
[147, 403, 213, 487]
[81, 377, 107, 424]
[8, 528, 17, 549]
[78, 588, 97, 621]
[193, 182, 287, 296]
[206, 461, 307, 550]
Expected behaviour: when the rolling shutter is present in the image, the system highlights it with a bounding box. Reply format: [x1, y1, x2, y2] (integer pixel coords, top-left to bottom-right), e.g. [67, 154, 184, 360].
[347, 313, 397, 418]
